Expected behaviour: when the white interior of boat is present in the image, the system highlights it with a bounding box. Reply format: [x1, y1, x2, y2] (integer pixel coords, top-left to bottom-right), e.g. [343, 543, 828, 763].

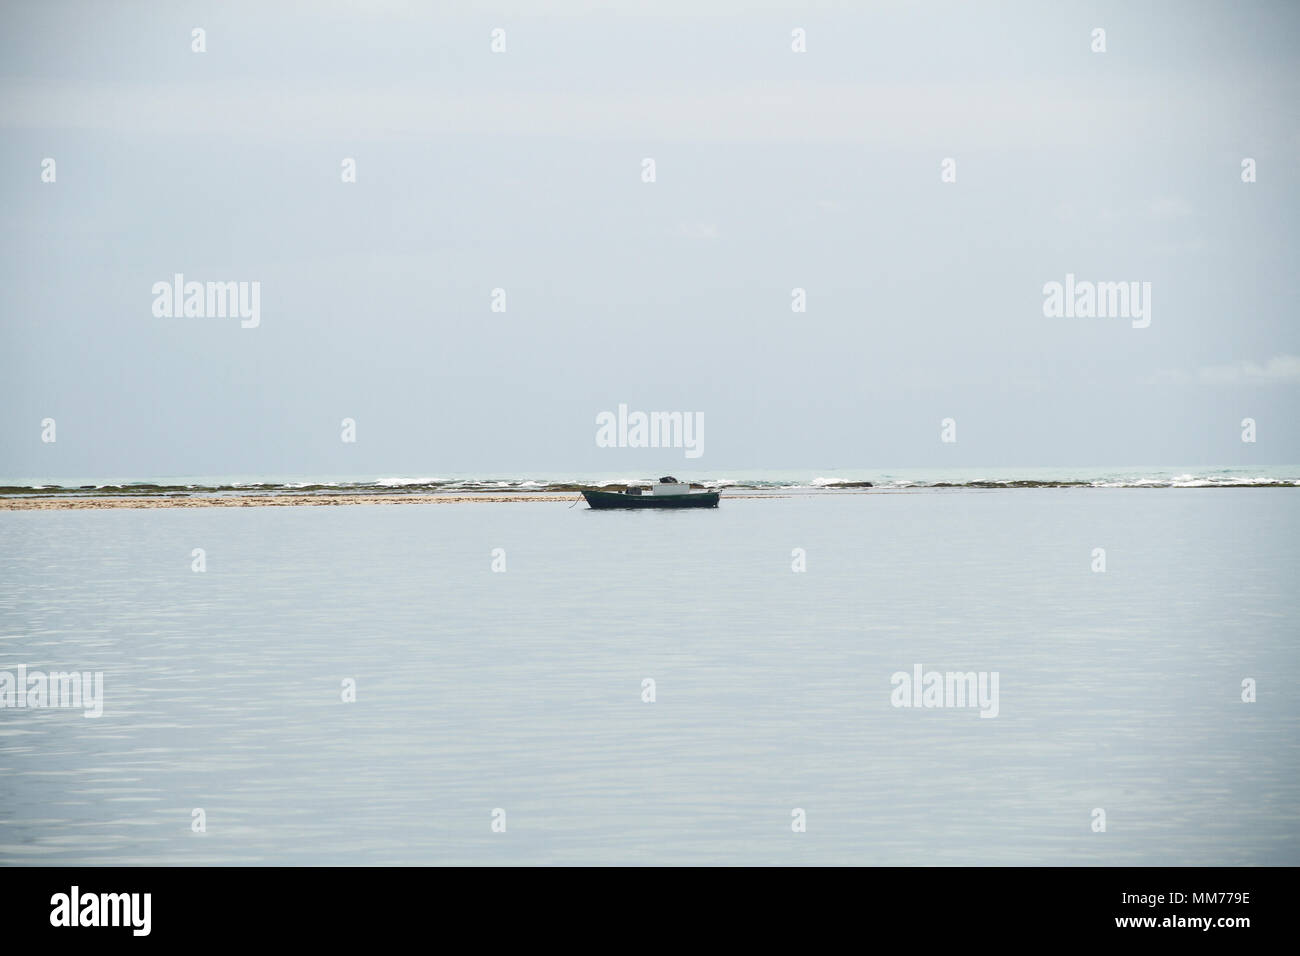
[650, 483, 690, 496]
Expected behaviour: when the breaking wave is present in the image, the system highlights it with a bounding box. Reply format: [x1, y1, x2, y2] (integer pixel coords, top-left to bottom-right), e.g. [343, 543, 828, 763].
[2, 470, 1297, 498]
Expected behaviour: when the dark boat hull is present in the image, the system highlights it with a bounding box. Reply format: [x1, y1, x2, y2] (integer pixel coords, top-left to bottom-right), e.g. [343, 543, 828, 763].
[582, 489, 720, 510]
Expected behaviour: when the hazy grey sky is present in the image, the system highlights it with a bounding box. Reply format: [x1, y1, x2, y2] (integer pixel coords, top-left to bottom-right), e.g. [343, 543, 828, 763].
[2, 0, 1297, 477]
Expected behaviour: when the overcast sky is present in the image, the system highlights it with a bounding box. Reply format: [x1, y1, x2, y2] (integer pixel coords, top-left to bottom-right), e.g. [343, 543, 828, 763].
[2, 0, 1297, 478]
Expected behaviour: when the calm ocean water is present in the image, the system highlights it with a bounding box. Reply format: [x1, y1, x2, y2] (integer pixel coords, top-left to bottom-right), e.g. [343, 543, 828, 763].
[1, 487, 1297, 865]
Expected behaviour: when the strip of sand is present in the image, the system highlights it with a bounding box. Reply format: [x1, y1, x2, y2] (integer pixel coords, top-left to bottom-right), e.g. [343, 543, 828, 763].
[0, 494, 576, 510]
[0, 492, 786, 511]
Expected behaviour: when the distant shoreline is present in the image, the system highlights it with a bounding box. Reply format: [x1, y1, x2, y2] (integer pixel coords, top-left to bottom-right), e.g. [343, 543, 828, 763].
[3, 471, 1297, 502]
[0, 492, 800, 511]
[1, 485, 1295, 511]
[0, 493, 575, 510]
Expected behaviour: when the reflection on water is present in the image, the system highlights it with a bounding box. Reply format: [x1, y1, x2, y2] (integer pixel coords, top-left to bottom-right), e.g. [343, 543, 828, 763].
[1, 489, 1297, 864]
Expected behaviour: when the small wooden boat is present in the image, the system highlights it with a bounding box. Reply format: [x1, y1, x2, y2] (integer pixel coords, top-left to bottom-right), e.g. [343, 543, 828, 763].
[582, 477, 720, 510]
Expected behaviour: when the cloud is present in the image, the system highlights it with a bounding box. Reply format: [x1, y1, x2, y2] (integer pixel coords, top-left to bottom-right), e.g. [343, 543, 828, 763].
[673, 222, 720, 240]
[0, 77, 1202, 148]
[1143, 354, 1300, 386]
[1145, 196, 1195, 220]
